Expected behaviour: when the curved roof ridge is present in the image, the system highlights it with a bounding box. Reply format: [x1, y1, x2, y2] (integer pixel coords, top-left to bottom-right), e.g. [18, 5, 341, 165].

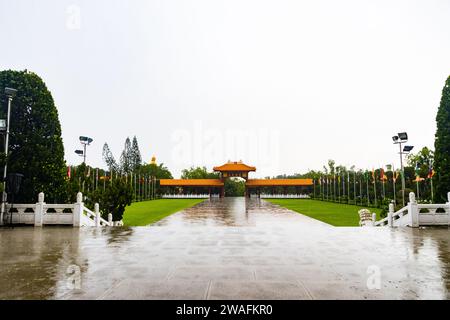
[213, 161, 256, 172]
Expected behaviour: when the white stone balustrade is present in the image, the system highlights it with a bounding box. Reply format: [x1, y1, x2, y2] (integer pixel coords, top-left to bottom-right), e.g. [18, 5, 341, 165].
[162, 194, 213, 199]
[260, 194, 311, 199]
[3, 192, 116, 227]
[373, 192, 450, 228]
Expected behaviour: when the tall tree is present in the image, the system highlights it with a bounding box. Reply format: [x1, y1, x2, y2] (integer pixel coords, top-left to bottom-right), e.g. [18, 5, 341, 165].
[0, 70, 67, 203]
[434, 76, 450, 202]
[102, 143, 119, 172]
[131, 136, 142, 171]
[328, 159, 336, 175]
[119, 137, 132, 173]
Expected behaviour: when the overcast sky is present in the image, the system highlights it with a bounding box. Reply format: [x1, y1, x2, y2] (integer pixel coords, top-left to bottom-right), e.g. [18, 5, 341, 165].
[1, 0, 449, 178]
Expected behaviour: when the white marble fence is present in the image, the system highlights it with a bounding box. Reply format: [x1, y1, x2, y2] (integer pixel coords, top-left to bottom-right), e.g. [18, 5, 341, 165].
[373, 192, 450, 227]
[2, 192, 114, 227]
[259, 194, 311, 199]
[162, 194, 219, 199]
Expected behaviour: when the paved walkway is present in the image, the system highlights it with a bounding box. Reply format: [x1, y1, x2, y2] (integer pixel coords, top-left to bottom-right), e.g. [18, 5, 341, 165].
[0, 198, 449, 299]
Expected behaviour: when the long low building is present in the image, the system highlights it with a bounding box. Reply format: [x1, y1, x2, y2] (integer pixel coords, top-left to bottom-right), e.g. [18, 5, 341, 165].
[246, 179, 313, 187]
[159, 161, 314, 197]
[160, 178, 312, 188]
[160, 179, 224, 187]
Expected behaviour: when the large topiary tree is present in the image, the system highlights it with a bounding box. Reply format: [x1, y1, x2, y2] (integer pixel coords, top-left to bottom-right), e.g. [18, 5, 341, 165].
[434, 75, 450, 202]
[0, 70, 67, 203]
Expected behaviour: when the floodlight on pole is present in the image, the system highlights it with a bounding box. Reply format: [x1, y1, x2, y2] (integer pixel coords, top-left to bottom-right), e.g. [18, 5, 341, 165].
[78, 136, 93, 164]
[398, 132, 408, 141]
[403, 145, 414, 153]
[393, 131, 411, 207]
[1, 87, 18, 226]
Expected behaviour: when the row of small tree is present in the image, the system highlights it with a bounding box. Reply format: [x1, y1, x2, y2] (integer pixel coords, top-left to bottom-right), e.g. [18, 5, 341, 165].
[65, 136, 173, 221]
[271, 149, 433, 214]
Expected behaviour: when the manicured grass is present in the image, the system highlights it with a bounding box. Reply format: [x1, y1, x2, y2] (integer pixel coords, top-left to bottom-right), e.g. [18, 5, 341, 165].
[266, 199, 382, 227]
[123, 199, 205, 226]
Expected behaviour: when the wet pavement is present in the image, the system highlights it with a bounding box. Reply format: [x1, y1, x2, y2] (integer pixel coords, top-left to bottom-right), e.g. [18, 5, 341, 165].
[0, 197, 449, 300]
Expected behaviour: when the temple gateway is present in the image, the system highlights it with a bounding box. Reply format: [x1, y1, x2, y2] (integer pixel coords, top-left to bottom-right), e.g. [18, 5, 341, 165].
[160, 161, 313, 197]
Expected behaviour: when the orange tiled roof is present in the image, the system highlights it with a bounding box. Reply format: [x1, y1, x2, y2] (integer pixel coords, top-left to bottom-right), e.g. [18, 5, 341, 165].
[213, 161, 256, 172]
[160, 179, 224, 187]
[246, 179, 313, 187]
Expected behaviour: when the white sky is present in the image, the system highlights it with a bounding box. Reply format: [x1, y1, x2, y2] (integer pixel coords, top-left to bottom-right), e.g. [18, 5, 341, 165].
[1, 0, 449, 178]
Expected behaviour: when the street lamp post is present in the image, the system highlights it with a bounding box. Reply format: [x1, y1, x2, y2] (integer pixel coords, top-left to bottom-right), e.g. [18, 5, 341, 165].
[77, 136, 93, 164]
[1, 87, 18, 226]
[392, 132, 413, 207]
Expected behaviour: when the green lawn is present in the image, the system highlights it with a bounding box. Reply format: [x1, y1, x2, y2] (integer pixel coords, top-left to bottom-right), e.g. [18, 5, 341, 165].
[266, 199, 382, 227]
[123, 199, 205, 226]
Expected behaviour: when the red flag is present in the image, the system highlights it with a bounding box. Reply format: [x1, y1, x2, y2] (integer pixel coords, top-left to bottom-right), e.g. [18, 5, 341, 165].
[427, 165, 435, 179]
[380, 168, 387, 181]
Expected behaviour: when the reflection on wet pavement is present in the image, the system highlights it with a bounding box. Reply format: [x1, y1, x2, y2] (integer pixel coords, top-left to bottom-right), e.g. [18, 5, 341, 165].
[0, 197, 449, 299]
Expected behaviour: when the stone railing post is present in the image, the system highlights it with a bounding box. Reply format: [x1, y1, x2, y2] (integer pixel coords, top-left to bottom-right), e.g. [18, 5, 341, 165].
[34, 192, 45, 227]
[388, 202, 394, 227]
[94, 203, 101, 227]
[447, 192, 450, 225]
[108, 213, 113, 226]
[73, 192, 83, 227]
[372, 213, 377, 226]
[407, 192, 419, 227]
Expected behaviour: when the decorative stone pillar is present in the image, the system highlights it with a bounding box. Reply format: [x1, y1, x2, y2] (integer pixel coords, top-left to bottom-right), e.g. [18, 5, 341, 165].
[94, 203, 101, 227]
[446, 192, 450, 225]
[34, 192, 45, 227]
[407, 192, 419, 227]
[388, 202, 394, 227]
[73, 192, 83, 227]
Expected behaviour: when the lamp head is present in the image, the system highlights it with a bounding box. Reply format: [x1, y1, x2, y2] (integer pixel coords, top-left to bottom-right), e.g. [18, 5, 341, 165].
[79, 136, 93, 145]
[4, 87, 18, 97]
[398, 132, 408, 141]
[403, 145, 414, 153]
